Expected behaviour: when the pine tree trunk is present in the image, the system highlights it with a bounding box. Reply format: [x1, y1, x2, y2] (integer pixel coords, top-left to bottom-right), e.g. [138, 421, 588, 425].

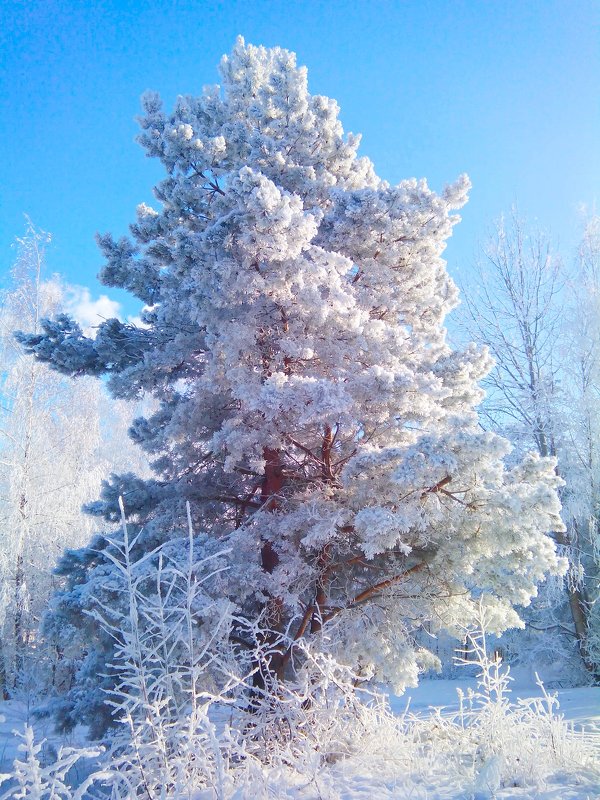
[251, 448, 286, 694]
[566, 586, 595, 674]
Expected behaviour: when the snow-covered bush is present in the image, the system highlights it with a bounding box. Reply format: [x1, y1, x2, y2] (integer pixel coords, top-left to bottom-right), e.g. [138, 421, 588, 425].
[2, 545, 597, 799]
[92, 501, 241, 798]
[0, 725, 104, 800]
[86, 503, 411, 796]
[407, 605, 599, 798]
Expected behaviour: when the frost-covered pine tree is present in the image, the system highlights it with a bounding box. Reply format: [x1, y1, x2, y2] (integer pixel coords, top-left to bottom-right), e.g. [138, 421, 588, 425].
[18, 39, 566, 733]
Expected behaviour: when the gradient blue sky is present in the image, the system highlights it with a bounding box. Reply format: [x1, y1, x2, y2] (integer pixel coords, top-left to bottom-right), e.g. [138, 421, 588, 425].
[1, 0, 598, 316]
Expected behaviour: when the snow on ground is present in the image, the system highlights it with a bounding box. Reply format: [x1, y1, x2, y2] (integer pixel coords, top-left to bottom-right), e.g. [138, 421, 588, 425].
[394, 672, 600, 728]
[388, 676, 600, 800]
[1, 678, 599, 799]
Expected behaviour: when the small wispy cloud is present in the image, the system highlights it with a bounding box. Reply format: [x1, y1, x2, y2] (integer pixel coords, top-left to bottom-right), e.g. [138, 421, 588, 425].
[125, 314, 149, 329]
[64, 285, 122, 337]
[63, 284, 152, 337]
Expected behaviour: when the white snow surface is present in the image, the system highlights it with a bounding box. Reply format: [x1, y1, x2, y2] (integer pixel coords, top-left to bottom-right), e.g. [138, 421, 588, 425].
[1, 676, 598, 799]
[394, 671, 600, 724]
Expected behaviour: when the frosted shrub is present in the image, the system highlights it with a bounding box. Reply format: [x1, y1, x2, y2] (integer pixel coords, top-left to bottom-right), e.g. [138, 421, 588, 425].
[0, 727, 103, 800]
[239, 636, 394, 763]
[98, 503, 412, 795]
[406, 605, 600, 796]
[87, 502, 243, 799]
[86, 504, 422, 797]
[2, 543, 598, 799]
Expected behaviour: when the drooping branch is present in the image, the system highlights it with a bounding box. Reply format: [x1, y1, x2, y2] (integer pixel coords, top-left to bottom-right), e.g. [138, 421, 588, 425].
[321, 562, 426, 624]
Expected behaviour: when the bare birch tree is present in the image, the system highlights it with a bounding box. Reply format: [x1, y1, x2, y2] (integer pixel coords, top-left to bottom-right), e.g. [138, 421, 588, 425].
[459, 210, 599, 680]
[0, 223, 145, 696]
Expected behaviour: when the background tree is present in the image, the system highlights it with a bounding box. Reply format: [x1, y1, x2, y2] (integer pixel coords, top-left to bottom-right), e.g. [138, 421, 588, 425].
[0, 222, 148, 699]
[561, 214, 600, 676]
[458, 210, 600, 680]
[18, 39, 566, 732]
[458, 209, 563, 456]
[0, 224, 100, 696]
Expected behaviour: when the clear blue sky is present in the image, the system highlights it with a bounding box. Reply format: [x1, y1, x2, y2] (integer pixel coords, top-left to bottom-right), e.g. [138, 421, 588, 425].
[1, 0, 598, 314]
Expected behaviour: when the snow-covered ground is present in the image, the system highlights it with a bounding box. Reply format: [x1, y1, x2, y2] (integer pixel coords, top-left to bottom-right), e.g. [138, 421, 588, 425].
[397, 671, 600, 728]
[280, 677, 600, 800]
[1, 677, 598, 799]
[392, 677, 600, 800]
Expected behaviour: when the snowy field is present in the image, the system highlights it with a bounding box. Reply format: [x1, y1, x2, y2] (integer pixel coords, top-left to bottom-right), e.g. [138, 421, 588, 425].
[397, 671, 600, 726]
[1, 676, 598, 800]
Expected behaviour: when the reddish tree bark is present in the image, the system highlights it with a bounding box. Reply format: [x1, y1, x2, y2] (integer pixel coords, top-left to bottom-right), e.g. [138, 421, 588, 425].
[252, 447, 286, 691]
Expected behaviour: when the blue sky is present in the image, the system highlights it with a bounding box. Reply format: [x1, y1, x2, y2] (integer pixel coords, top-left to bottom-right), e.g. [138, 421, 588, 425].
[1, 0, 598, 319]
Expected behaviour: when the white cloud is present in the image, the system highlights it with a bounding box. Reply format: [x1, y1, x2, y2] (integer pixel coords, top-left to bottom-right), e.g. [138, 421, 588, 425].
[64, 285, 122, 337]
[126, 315, 145, 329]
